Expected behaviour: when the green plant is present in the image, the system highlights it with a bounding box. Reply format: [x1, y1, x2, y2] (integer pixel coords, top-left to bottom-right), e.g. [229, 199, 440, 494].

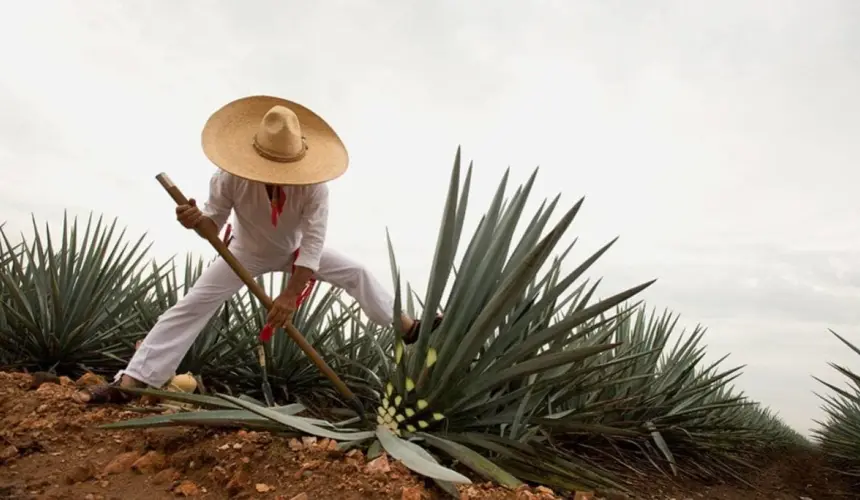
[0, 213, 166, 376]
[813, 330, 860, 484]
[538, 307, 809, 484]
[0, 224, 18, 366]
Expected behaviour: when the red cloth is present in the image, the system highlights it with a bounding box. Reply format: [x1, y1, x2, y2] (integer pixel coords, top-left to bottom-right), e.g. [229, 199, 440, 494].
[259, 248, 317, 342]
[270, 186, 285, 226]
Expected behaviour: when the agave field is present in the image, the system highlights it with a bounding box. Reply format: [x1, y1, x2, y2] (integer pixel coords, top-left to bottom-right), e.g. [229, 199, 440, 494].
[0, 151, 857, 497]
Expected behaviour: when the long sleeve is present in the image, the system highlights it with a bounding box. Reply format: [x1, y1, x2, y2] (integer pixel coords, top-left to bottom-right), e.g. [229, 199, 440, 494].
[294, 184, 329, 272]
[200, 170, 234, 232]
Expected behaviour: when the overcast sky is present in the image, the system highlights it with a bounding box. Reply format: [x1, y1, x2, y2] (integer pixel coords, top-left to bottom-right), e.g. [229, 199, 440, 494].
[1, 0, 858, 434]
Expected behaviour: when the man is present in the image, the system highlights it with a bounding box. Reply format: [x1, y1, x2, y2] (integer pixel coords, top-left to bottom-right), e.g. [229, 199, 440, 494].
[75, 95, 438, 404]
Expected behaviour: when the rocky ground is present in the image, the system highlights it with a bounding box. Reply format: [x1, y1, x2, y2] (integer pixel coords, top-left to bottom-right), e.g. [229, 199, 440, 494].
[0, 371, 853, 499]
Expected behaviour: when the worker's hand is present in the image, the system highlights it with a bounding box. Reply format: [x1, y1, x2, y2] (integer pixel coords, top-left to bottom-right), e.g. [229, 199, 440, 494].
[267, 291, 298, 329]
[176, 198, 204, 229]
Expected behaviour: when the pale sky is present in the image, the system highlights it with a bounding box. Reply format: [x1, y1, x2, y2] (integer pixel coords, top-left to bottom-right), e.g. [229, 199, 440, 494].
[1, 0, 858, 435]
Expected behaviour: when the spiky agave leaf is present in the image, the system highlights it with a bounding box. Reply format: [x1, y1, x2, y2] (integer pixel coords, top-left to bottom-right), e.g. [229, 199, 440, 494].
[377, 149, 654, 491]
[100, 392, 307, 432]
[418, 432, 523, 488]
[812, 330, 860, 484]
[376, 426, 471, 484]
[0, 212, 167, 375]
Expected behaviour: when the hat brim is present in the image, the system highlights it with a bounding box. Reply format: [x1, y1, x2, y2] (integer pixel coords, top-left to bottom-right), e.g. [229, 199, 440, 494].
[202, 96, 348, 185]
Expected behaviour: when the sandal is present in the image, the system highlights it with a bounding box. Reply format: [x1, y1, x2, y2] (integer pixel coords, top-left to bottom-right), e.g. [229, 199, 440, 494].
[403, 315, 443, 345]
[73, 383, 136, 405]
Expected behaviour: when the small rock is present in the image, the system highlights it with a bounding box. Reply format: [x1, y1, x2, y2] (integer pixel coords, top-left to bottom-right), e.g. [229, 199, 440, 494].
[293, 460, 322, 480]
[0, 445, 19, 462]
[173, 480, 201, 497]
[207, 465, 229, 484]
[151, 467, 179, 485]
[289, 494, 309, 500]
[59, 376, 75, 386]
[256, 483, 273, 493]
[365, 455, 391, 475]
[516, 486, 537, 500]
[535, 485, 556, 498]
[326, 439, 338, 451]
[103, 451, 141, 475]
[301, 460, 322, 470]
[75, 372, 107, 387]
[401, 486, 425, 500]
[226, 469, 250, 496]
[35, 384, 63, 397]
[65, 464, 94, 484]
[301, 436, 317, 447]
[131, 450, 167, 473]
[288, 438, 303, 450]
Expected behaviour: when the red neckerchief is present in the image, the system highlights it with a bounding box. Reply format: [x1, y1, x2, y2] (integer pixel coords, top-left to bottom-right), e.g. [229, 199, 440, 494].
[268, 185, 286, 226]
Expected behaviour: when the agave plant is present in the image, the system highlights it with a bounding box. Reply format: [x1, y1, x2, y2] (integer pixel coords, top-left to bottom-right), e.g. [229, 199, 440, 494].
[103, 149, 658, 495]
[537, 306, 806, 484]
[0, 213, 167, 376]
[0, 226, 18, 366]
[813, 330, 860, 484]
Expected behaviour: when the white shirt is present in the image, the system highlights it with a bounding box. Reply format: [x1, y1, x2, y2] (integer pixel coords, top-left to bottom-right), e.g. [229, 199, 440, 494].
[200, 169, 329, 272]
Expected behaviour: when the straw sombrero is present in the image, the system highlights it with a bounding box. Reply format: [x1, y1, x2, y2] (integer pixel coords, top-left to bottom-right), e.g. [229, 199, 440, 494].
[201, 95, 348, 185]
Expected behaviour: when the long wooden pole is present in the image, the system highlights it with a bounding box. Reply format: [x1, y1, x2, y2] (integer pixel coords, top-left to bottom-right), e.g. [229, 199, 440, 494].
[155, 173, 365, 419]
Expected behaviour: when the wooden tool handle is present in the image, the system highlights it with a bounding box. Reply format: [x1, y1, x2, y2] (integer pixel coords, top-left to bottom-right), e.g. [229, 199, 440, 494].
[155, 173, 358, 402]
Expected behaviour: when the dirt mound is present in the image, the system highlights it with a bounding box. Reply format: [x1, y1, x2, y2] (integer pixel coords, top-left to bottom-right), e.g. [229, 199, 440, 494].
[0, 371, 853, 499]
[0, 372, 552, 499]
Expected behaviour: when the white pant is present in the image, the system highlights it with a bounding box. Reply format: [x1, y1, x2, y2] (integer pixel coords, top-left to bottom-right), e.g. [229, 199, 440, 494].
[119, 247, 395, 388]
